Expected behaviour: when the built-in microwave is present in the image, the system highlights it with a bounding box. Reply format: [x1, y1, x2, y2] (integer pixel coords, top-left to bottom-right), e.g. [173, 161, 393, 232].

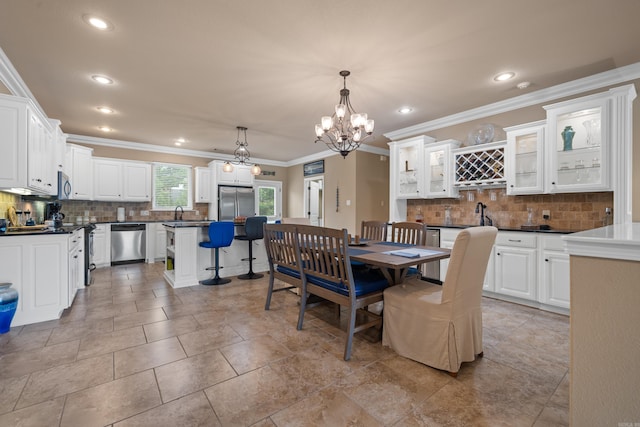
[57, 171, 71, 200]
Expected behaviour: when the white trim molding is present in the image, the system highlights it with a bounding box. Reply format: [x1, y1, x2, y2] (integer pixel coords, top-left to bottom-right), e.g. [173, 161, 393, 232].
[384, 62, 640, 141]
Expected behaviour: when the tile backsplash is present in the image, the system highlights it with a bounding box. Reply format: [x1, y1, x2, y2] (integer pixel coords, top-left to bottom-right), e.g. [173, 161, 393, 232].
[407, 190, 613, 232]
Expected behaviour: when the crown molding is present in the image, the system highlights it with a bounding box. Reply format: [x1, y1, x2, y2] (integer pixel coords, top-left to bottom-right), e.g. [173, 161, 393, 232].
[384, 62, 640, 141]
[0, 46, 48, 119]
[67, 134, 289, 167]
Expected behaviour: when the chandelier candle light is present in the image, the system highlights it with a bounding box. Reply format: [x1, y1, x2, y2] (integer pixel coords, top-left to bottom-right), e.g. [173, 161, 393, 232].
[222, 126, 261, 176]
[315, 70, 374, 158]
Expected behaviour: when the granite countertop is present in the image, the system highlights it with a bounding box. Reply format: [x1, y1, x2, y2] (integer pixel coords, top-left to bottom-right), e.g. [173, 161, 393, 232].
[162, 221, 212, 228]
[426, 224, 573, 234]
[0, 224, 85, 237]
[563, 223, 640, 261]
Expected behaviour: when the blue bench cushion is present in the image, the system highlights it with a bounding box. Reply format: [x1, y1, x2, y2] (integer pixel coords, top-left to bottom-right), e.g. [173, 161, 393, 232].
[306, 268, 388, 297]
[276, 264, 301, 279]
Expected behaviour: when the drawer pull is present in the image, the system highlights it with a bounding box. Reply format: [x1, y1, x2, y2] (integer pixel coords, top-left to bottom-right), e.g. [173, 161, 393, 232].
[508, 239, 522, 242]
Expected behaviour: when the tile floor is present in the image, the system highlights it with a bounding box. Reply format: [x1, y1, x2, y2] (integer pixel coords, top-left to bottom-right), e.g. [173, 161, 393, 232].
[0, 263, 569, 426]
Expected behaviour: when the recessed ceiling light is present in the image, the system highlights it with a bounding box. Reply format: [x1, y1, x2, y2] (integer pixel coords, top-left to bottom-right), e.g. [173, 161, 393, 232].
[98, 126, 112, 132]
[92, 75, 113, 85]
[96, 106, 114, 114]
[83, 14, 113, 31]
[175, 138, 187, 146]
[398, 107, 413, 114]
[517, 81, 531, 90]
[493, 72, 515, 82]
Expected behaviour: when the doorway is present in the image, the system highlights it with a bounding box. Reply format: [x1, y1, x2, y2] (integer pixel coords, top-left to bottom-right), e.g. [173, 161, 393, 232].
[304, 176, 324, 226]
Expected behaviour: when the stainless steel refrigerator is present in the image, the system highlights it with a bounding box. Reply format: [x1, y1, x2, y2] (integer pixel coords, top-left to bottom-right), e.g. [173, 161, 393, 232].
[218, 186, 255, 220]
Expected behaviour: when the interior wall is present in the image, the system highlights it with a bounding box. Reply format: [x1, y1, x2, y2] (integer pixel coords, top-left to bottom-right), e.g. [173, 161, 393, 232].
[323, 154, 357, 233]
[356, 151, 390, 225]
[286, 163, 305, 219]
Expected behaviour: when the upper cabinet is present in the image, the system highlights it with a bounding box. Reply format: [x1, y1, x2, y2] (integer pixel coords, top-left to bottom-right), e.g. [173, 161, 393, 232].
[195, 166, 211, 203]
[452, 140, 506, 188]
[390, 135, 435, 199]
[67, 144, 93, 200]
[93, 157, 151, 201]
[505, 120, 546, 195]
[0, 94, 57, 195]
[423, 139, 461, 198]
[214, 162, 254, 186]
[544, 94, 611, 193]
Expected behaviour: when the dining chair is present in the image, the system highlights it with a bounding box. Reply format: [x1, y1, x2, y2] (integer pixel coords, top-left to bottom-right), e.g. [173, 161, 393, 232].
[263, 223, 303, 312]
[295, 224, 389, 360]
[382, 226, 497, 376]
[361, 220, 388, 241]
[391, 221, 426, 245]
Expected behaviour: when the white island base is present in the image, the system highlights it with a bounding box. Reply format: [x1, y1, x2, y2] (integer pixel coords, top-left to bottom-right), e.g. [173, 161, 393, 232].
[163, 223, 268, 288]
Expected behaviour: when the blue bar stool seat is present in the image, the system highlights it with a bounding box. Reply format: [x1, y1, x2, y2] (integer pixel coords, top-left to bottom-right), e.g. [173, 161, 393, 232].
[235, 216, 267, 280]
[199, 221, 235, 286]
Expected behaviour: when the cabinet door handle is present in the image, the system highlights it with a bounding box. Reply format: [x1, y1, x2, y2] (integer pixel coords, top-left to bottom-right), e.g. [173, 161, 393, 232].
[508, 239, 522, 242]
[545, 258, 549, 262]
[510, 184, 514, 188]
[551, 181, 556, 185]
[74, 255, 78, 259]
[497, 252, 501, 256]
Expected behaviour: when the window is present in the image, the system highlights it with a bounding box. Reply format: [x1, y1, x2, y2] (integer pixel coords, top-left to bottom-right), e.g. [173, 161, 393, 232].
[254, 180, 281, 222]
[152, 162, 192, 210]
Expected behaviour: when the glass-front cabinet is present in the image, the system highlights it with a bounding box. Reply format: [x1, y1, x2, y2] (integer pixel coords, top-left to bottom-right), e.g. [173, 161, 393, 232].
[544, 95, 610, 193]
[505, 120, 545, 195]
[424, 139, 461, 198]
[391, 135, 435, 198]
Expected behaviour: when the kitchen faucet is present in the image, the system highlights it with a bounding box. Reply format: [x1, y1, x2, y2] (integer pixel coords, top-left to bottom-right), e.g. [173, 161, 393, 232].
[174, 206, 184, 221]
[475, 203, 487, 226]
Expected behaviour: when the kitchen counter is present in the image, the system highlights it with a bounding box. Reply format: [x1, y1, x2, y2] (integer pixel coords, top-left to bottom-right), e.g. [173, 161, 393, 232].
[0, 224, 86, 236]
[427, 224, 573, 234]
[162, 221, 211, 228]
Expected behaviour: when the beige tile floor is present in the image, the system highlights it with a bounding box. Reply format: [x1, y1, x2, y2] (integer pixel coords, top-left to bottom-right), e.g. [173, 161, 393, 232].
[0, 263, 569, 426]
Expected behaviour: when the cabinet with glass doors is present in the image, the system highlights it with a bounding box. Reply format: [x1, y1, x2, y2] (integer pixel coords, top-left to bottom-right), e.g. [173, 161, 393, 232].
[423, 139, 461, 198]
[505, 120, 545, 195]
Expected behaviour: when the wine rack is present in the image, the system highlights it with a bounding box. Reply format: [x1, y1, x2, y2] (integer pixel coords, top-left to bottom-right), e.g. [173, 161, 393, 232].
[453, 141, 506, 186]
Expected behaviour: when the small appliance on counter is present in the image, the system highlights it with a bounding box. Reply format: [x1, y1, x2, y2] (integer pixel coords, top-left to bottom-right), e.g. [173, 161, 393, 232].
[117, 207, 125, 222]
[45, 202, 65, 229]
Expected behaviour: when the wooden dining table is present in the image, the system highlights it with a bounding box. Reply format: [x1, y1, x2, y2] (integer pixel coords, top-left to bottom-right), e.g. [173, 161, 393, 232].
[347, 240, 451, 285]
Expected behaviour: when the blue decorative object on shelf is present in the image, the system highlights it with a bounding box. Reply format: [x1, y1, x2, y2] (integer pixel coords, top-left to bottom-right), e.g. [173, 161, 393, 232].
[0, 283, 18, 334]
[561, 125, 575, 151]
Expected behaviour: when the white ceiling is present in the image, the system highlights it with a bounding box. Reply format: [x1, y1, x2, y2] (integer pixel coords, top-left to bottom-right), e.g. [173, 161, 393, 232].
[1, 0, 640, 163]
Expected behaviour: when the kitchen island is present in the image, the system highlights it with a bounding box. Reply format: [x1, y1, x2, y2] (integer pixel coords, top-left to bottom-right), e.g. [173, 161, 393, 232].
[162, 221, 268, 288]
[563, 223, 640, 426]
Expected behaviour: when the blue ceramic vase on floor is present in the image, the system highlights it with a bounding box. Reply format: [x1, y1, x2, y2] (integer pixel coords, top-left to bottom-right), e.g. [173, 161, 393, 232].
[0, 283, 18, 333]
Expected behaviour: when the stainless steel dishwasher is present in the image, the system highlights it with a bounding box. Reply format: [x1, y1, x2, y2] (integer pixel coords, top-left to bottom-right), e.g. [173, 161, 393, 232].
[422, 228, 441, 284]
[111, 223, 146, 265]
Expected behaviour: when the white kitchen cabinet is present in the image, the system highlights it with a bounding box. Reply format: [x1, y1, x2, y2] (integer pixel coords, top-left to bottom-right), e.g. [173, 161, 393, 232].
[91, 224, 109, 267]
[452, 140, 507, 188]
[538, 234, 570, 309]
[0, 234, 70, 327]
[423, 139, 461, 198]
[195, 166, 211, 203]
[68, 228, 85, 305]
[94, 158, 151, 201]
[49, 120, 67, 174]
[505, 121, 546, 195]
[0, 94, 57, 195]
[67, 144, 93, 200]
[390, 135, 435, 199]
[215, 162, 254, 186]
[494, 232, 537, 300]
[155, 224, 167, 260]
[544, 94, 611, 193]
[123, 162, 151, 201]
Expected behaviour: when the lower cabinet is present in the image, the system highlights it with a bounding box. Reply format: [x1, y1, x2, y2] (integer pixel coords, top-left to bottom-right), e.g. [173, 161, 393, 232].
[0, 234, 70, 327]
[436, 227, 569, 313]
[538, 235, 571, 309]
[68, 228, 84, 305]
[91, 224, 109, 267]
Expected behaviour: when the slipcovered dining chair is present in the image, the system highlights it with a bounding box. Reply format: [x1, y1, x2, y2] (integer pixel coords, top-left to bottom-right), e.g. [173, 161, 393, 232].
[361, 220, 388, 241]
[382, 226, 497, 376]
[199, 221, 235, 285]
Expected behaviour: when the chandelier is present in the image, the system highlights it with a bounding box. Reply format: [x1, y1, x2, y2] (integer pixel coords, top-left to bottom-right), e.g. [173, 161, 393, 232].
[315, 70, 374, 158]
[222, 126, 261, 176]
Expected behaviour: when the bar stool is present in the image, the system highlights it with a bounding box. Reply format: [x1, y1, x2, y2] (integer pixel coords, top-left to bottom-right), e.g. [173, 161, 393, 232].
[199, 221, 235, 286]
[235, 216, 267, 280]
